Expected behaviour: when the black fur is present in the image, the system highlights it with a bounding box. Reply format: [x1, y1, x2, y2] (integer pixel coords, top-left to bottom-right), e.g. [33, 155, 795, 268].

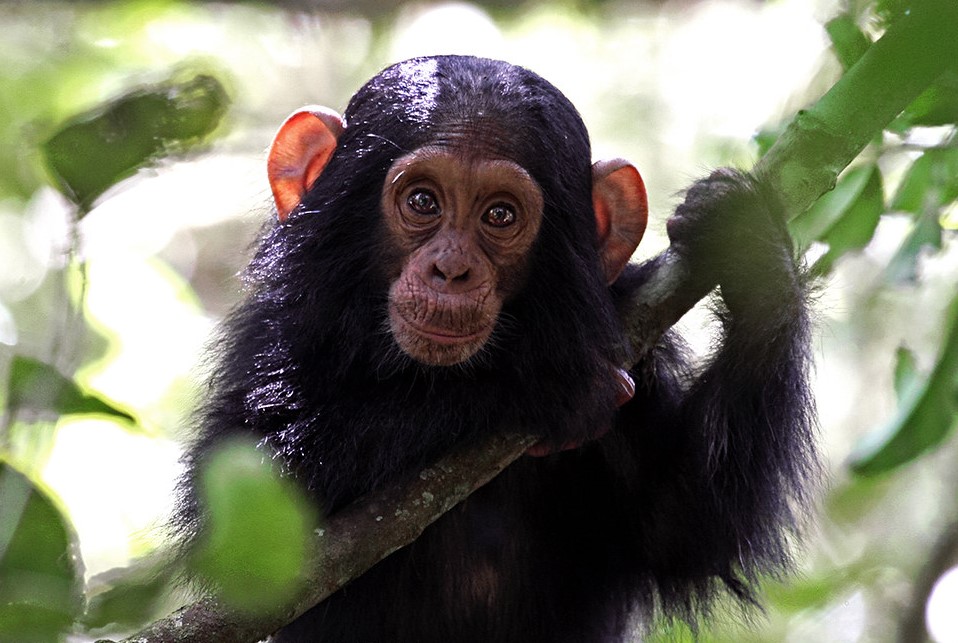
[176, 56, 817, 642]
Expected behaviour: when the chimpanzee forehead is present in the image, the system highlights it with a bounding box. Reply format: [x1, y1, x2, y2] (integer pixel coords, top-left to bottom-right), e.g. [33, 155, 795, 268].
[349, 56, 582, 139]
[341, 55, 593, 195]
[427, 117, 527, 164]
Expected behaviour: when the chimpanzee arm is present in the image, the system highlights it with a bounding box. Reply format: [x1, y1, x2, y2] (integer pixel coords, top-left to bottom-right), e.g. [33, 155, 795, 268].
[602, 169, 818, 616]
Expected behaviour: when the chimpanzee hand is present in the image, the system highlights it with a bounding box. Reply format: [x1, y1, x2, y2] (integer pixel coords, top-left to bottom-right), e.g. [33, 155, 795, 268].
[666, 169, 799, 317]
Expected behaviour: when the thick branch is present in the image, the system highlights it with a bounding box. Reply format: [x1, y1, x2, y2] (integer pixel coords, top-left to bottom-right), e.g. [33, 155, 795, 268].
[104, 434, 538, 643]
[755, 0, 958, 218]
[110, 3, 958, 641]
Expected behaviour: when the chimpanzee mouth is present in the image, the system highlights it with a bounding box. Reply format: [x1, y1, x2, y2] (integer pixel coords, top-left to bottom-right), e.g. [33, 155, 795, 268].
[401, 316, 493, 346]
[388, 307, 496, 366]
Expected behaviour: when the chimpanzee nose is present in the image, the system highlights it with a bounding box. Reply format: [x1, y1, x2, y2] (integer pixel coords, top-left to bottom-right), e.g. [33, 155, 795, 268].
[431, 252, 473, 291]
[433, 263, 469, 283]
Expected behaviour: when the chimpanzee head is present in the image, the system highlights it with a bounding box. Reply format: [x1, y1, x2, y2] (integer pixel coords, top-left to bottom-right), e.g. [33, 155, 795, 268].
[264, 55, 647, 368]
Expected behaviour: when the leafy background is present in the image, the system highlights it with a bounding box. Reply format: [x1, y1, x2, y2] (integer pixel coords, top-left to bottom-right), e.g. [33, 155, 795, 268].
[0, 0, 956, 641]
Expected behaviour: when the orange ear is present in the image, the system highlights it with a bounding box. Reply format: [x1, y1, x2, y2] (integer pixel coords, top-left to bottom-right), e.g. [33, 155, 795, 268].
[592, 159, 648, 284]
[267, 106, 344, 222]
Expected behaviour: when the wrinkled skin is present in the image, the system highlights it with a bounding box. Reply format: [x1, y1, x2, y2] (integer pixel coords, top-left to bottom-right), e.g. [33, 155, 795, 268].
[382, 147, 543, 366]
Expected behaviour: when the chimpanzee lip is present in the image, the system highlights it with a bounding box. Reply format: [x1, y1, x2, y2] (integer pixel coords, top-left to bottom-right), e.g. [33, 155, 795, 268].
[389, 303, 491, 344]
[402, 316, 493, 346]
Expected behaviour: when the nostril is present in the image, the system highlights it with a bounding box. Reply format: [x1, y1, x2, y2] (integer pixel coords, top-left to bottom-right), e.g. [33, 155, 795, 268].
[431, 252, 473, 288]
[432, 262, 470, 284]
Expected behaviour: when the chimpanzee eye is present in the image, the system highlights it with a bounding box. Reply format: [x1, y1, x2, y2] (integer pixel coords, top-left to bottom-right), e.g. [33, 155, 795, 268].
[407, 189, 441, 216]
[482, 203, 517, 228]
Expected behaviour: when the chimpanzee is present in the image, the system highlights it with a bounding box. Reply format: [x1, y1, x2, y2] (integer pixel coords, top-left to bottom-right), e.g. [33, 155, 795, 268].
[176, 55, 817, 642]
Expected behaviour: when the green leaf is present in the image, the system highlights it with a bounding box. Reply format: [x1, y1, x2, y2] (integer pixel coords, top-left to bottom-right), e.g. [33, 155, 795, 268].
[820, 166, 883, 258]
[884, 211, 942, 283]
[892, 70, 958, 131]
[891, 146, 958, 215]
[192, 439, 318, 615]
[763, 573, 851, 613]
[825, 473, 890, 524]
[42, 73, 229, 210]
[893, 346, 919, 402]
[790, 164, 884, 272]
[0, 463, 84, 642]
[825, 14, 871, 71]
[5, 355, 135, 423]
[790, 165, 872, 248]
[83, 556, 175, 630]
[850, 293, 958, 476]
[884, 147, 958, 281]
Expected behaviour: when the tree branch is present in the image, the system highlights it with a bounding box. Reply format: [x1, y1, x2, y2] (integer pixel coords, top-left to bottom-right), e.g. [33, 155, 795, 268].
[100, 434, 538, 643]
[755, 1, 958, 219]
[106, 3, 958, 641]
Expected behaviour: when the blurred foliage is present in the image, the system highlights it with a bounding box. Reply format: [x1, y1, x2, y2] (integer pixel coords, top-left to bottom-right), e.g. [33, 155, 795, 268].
[5, 355, 135, 424]
[850, 295, 958, 475]
[0, 8, 238, 638]
[824, 13, 870, 71]
[781, 6, 958, 480]
[892, 71, 958, 132]
[790, 163, 885, 274]
[0, 463, 83, 642]
[0, 0, 955, 641]
[191, 438, 318, 615]
[83, 555, 177, 632]
[42, 73, 229, 210]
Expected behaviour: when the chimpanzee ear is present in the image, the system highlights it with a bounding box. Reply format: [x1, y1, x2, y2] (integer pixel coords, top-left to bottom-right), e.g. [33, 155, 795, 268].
[267, 106, 344, 222]
[592, 159, 648, 284]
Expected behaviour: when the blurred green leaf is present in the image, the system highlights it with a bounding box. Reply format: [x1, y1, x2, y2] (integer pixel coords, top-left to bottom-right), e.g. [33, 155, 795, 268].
[6, 355, 135, 423]
[790, 164, 884, 272]
[893, 346, 919, 401]
[884, 146, 958, 281]
[192, 439, 318, 615]
[891, 146, 958, 214]
[825, 472, 891, 524]
[891, 70, 958, 131]
[850, 293, 958, 476]
[0, 462, 83, 642]
[42, 73, 229, 210]
[818, 166, 884, 260]
[825, 14, 871, 71]
[83, 556, 175, 630]
[790, 165, 873, 247]
[763, 573, 852, 613]
[884, 211, 942, 282]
